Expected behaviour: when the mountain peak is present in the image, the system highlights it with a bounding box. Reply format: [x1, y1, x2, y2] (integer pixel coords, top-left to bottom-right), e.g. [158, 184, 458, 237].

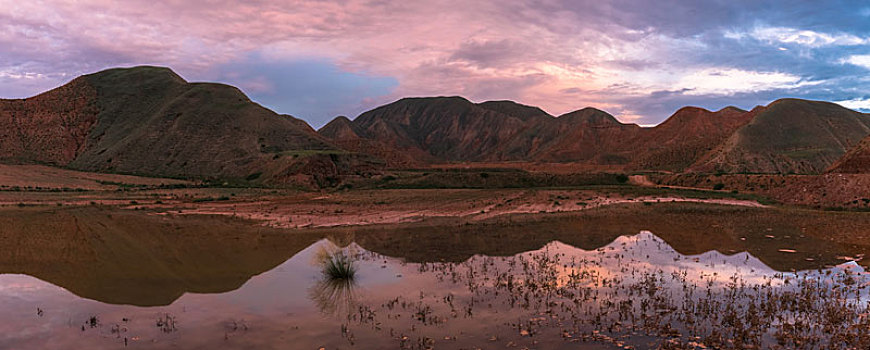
[674, 106, 713, 114]
[690, 97, 870, 174]
[319, 116, 361, 140]
[393, 96, 471, 105]
[476, 100, 553, 120]
[85, 65, 186, 84]
[718, 106, 746, 114]
[766, 98, 848, 110]
[557, 107, 621, 125]
[663, 105, 749, 126]
[0, 65, 381, 188]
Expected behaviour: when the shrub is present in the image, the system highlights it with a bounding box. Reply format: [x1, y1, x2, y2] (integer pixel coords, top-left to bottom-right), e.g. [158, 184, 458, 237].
[323, 252, 356, 280]
[713, 183, 725, 191]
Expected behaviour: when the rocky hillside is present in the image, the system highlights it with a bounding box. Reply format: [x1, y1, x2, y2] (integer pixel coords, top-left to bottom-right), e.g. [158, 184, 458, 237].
[0, 78, 100, 165]
[320, 97, 643, 166]
[6, 66, 869, 181]
[628, 106, 752, 172]
[319, 115, 432, 168]
[828, 135, 870, 173]
[323, 96, 868, 174]
[318, 98, 781, 172]
[347, 97, 534, 162]
[0, 66, 381, 186]
[499, 107, 642, 164]
[689, 99, 870, 174]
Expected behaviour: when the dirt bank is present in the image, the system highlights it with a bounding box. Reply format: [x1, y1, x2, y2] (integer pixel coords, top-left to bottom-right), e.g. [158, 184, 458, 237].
[160, 188, 765, 229]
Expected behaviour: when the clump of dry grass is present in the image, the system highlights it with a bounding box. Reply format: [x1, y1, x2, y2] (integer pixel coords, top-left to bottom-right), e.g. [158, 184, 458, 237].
[333, 234, 870, 349]
[322, 251, 356, 281]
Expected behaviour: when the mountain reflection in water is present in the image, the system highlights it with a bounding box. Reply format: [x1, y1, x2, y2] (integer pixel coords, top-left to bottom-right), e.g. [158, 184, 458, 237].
[0, 206, 869, 349]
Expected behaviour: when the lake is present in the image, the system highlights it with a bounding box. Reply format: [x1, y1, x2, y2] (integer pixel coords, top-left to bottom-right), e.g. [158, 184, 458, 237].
[1, 205, 868, 349]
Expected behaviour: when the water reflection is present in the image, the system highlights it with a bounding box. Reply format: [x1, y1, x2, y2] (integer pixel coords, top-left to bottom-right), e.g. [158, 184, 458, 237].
[383, 234, 870, 348]
[309, 246, 359, 316]
[0, 207, 322, 306]
[1, 206, 869, 348]
[1, 206, 867, 306]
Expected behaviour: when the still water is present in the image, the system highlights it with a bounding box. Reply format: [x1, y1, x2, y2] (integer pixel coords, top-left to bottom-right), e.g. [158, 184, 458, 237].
[1, 207, 869, 349]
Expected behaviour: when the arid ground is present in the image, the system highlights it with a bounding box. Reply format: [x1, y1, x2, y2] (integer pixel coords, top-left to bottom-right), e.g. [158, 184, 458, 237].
[3, 164, 869, 254]
[3, 164, 870, 349]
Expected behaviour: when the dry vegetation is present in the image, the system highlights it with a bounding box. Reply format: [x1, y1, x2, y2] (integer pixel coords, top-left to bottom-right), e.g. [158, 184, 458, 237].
[654, 173, 870, 210]
[312, 234, 870, 349]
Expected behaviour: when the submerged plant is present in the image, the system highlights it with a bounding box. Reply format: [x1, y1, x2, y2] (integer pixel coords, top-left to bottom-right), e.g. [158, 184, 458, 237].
[323, 251, 356, 281]
[310, 248, 359, 316]
[324, 234, 870, 349]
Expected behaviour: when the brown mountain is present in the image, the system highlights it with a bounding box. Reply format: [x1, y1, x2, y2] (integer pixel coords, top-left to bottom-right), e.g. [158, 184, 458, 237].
[477, 100, 552, 121]
[689, 99, 870, 174]
[0, 77, 99, 165]
[0, 66, 381, 186]
[346, 97, 532, 162]
[628, 106, 752, 172]
[319, 115, 428, 168]
[320, 97, 642, 165]
[7, 66, 868, 180]
[319, 98, 758, 169]
[524, 108, 641, 163]
[828, 135, 870, 173]
[319, 116, 363, 140]
[321, 97, 870, 175]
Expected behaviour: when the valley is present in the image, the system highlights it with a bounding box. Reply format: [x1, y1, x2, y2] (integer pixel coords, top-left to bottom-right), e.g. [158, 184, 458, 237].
[2, 66, 870, 349]
[5, 2, 870, 348]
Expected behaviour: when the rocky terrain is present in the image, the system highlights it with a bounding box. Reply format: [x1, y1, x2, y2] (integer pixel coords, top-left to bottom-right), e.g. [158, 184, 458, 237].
[320, 97, 644, 165]
[828, 134, 870, 173]
[0, 66, 382, 187]
[0, 78, 99, 165]
[689, 99, 870, 174]
[651, 173, 870, 209]
[3, 65, 870, 195]
[627, 106, 752, 172]
[319, 97, 869, 175]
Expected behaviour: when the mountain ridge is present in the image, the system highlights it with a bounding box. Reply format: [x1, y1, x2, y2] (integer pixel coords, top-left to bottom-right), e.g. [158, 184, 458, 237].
[689, 98, 870, 174]
[320, 96, 869, 173]
[0, 66, 382, 187]
[4, 66, 870, 185]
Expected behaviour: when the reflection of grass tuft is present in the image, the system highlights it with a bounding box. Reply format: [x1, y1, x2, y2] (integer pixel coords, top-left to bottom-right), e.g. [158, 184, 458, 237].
[311, 249, 358, 315]
[323, 251, 356, 280]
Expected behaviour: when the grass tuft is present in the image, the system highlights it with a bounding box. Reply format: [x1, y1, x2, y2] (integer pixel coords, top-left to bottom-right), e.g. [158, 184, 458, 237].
[323, 251, 356, 280]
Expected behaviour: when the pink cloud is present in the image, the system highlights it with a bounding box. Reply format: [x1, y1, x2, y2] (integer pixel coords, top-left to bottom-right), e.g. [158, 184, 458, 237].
[0, 0, 844, 123]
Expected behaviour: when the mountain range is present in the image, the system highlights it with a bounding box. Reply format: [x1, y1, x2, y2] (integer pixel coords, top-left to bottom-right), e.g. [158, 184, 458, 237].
[319, 96, 870, 174]
[0, 66, 380, 187]
[2, 66, 869, 185]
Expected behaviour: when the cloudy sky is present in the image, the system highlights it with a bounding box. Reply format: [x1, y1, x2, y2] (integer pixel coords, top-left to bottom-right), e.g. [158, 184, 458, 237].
[2, 1, 869, 127]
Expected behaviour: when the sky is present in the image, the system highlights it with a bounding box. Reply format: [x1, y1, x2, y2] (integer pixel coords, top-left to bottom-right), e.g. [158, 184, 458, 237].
[2, 1, 870, 128]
